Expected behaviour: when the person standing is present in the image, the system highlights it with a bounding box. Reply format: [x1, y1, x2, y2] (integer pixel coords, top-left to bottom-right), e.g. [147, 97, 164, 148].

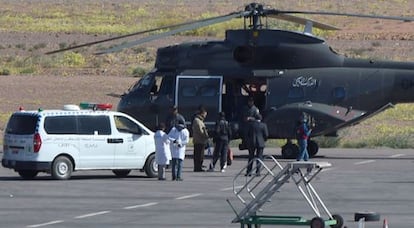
[245, 114, 268, 176]
[192, 107, 209, 172]
[165, 105, 186, 132]
[168, 121, 189, 181]
[209, 112, 232, 172]
[154, 123, 172, 180]
[243, 97, 261, 122]
[296, 116, 312, 161]
[240, 96, 261, 150]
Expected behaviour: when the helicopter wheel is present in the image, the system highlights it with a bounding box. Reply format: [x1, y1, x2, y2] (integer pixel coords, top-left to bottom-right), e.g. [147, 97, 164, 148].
[308, 140, 319, 157]
[281, 142, 299, 159]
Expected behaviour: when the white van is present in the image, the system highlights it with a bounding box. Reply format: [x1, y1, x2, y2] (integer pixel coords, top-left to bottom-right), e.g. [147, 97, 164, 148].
[2, 104, 157, 180]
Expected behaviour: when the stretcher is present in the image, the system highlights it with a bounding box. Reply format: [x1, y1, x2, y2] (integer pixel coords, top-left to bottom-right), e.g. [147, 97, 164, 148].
[227, 156, 343, 228]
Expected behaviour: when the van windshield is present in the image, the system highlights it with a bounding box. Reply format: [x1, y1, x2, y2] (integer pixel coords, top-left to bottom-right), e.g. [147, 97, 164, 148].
[6, 114, 38, 135]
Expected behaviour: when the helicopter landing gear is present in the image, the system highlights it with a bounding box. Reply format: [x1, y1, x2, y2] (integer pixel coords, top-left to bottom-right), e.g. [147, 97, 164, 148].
[308, 140, 319, 158]
[281, 139, 319, 159]
[281, 140, 299, 159]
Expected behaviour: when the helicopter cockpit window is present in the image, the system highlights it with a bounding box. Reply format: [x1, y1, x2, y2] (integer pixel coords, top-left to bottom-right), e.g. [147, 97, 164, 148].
[129, 74, 154, 92]
[158, 75, 173, 96]
[149, 75, 163, 95]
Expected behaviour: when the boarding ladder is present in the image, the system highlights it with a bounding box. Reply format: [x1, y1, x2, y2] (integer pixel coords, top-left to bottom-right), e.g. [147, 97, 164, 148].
[227, 156, 343, 227]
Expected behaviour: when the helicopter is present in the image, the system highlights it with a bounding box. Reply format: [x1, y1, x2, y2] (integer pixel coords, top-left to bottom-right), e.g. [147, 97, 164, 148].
[47, 2, 414, 158]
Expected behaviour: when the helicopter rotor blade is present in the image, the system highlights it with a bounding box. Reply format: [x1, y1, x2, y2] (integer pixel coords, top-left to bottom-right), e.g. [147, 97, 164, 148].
[268, 14, 340, 30]
[45, 3, 414, 55]
[268, 9, 414, 22]
[46, 11, 246, 55]
[45, 21, 205, 55]
[97, 11, 248, 54]
[46, 23, 203, 55]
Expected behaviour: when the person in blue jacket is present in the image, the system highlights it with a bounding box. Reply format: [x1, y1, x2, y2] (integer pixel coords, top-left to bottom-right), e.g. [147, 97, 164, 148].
[296, 115, 312, 161]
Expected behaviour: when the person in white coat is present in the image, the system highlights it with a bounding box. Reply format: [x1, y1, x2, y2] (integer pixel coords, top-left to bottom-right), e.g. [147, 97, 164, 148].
[168, 121, 189, 181]
[154, 123, 172, 180]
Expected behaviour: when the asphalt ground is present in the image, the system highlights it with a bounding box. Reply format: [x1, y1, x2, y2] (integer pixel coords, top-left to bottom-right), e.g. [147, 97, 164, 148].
[0, 147, 413, 228]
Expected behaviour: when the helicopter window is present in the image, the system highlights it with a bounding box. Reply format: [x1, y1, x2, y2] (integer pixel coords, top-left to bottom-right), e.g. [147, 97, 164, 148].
[288, 87, 304, 98]
[333, 87, 346, 99]
[158, 76, 173, 95]
[199, 86, 216, 96]
[240, 83, 267, 95]
[140, 75, 153, 87]
[129, 74, 154, 92]
[182, 87, 197, 97]
[149, 75, 163, 95]
[181, 85, 217, 97]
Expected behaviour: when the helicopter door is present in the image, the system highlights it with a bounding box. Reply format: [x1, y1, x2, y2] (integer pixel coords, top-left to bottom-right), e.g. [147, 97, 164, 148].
[176, 76, 222, 126]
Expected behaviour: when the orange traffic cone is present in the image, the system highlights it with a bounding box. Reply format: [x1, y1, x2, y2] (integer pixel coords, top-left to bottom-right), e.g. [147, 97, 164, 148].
[383, 218, 388, 228]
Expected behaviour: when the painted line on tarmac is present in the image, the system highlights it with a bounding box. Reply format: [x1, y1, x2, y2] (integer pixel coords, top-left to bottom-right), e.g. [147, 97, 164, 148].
[354, 160, 375, 165]
[389, 154, 405, 158]
[123, 202, 159, 210]
[27, 220, 64, 227]
[74, 210, 111, 219]
[176, 193, 203, 200]
[220, 185, 243, 191]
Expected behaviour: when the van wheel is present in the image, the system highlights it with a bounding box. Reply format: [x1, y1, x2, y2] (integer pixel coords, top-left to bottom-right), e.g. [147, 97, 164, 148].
[144, 154, 157, 178]
[52, 156, 73, 180]
[18, 170, 38, 180]
[112, 170, 131, 177]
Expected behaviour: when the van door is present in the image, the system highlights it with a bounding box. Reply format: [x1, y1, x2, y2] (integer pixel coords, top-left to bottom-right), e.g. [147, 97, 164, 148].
[113, 115, 146, 168]
[76, 115, 114, 169]
[176, 76, 223, 127]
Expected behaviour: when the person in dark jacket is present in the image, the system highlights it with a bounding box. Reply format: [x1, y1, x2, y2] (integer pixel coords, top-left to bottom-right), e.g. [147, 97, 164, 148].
[245, 114, 268, 176]
[165, 105, 186, 133]
[240, 96, 261, 150]
[209, 112, 232, 172]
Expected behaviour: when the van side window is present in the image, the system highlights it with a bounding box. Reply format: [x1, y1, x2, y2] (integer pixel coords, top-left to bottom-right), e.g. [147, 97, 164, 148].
[78, 116, 111, 135]
[114, 116, 143, 135]
[44, 115, 111, 135]
[44, 116, 77, 134]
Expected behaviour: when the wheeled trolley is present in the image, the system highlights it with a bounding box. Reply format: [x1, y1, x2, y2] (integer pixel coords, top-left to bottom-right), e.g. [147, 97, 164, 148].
[227, 156, 343, 228]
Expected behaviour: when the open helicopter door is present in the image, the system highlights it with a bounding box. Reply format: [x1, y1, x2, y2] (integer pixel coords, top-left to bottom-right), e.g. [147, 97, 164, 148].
[176, 75, 223, 127]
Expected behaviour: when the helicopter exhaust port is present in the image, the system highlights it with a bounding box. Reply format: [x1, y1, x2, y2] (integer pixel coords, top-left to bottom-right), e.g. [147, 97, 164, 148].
[233, 46, 254, 63]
